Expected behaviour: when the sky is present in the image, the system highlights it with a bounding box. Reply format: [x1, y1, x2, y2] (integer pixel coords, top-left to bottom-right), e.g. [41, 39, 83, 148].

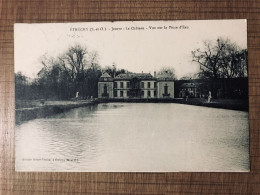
[14, 20, 247, 79]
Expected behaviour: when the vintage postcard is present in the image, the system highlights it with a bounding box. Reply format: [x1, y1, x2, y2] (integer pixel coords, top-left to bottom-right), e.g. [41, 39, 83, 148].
[15, 20, 249, 172]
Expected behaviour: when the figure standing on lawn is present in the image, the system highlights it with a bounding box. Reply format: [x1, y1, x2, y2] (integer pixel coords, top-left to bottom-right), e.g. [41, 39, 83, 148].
[76, 91, 79, 101]
[185, 90, 189, 101]
[207, 91, 212, 103]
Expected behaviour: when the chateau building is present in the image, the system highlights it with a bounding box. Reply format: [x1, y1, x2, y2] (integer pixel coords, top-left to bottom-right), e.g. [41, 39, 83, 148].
[179, 82, 202, 98]
[98, 71, 174, 99]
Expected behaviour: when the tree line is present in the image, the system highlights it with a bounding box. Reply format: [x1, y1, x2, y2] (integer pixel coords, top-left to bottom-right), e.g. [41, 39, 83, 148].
[15, 37, 247, 101]
[191, 37, 247, 79]
[190, 37, 248, 98]
[15, 44, 128, 100]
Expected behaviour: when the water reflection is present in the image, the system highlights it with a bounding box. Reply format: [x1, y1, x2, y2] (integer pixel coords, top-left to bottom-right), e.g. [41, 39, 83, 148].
[16, 103, 249, 172]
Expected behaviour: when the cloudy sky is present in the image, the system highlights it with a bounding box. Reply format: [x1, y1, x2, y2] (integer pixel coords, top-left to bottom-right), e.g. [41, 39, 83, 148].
[14, 20, 247, 79]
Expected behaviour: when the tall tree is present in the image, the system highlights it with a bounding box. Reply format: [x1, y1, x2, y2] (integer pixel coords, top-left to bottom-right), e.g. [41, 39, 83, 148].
[15, 72, 29, 100]
[192, 38, 248, 79]
[180, 73, 200, 80]
[38, 44, 101, 99]
[102, 64, 130, 78]
[157, 66, 177, 80]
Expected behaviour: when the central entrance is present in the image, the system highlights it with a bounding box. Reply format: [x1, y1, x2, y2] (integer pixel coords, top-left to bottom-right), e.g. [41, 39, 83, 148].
[129, 77, 141, 98]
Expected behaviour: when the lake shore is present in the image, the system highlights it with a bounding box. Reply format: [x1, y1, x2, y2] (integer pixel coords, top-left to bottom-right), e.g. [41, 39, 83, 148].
[97, 98, 249, 112]
[16, 98, 248, 124]
[16, 100, 98, 124]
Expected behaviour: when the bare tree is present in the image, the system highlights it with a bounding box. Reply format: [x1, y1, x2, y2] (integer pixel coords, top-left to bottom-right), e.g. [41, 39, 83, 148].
[157, 66, 177, 80]
[192, 38, 248, 79]
[57, 44, 87, 82]
[220, 46, 248, 78]
[37, 44, 101, 99]
[180, 72, 200, 80]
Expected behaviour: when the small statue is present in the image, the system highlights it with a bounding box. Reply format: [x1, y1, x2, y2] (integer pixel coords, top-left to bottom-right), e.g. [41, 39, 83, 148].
[185, 90, 189, 101]
[207, 91, 212, 103]
[76, 91, 79, 101]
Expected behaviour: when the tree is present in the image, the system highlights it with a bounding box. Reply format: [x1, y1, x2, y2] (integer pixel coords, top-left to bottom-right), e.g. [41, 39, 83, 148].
[221, 48, 248, 78]
[15, 72, 29, 100]
[38, 44, 101, 99]
[192, 38, 248, 79]
[15, 72, 40, 101]
[180, 73, 200, 80]
[102, 64, 130, 77]
[57, 45, 88, 86]
[102, 65, 115, 77]
[157, 66, 177, 80]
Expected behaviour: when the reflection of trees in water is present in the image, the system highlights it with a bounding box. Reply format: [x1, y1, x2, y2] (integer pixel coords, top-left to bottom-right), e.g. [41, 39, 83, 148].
[48, 105, 98, 119]
[48, 103, 124, 121]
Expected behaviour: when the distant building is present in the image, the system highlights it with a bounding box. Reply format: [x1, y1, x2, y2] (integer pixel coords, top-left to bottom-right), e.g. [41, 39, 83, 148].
[175, 77, 248, 99]
[98, 71, 174, 99]
[179, 82, 202, 98]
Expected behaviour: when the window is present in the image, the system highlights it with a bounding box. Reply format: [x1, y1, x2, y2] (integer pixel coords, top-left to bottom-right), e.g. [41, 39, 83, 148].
[120, 82, 124, 88]
[114, 82, 117, 88]
[141, 82, 144, 88]
[127, 82, 130, 88]
[114, 90, 117, 97]
[164, 84, 168, 94]
[120, 91, 123, 97]
[141, 91, 144, 96]
[154, 82, 157, 88]
[104, 84, 107, 94]
[154, 91, 157, 97]
[148, 90, 151, 97]
[148, 82, 150, 88]
[127, 91, 130, 96]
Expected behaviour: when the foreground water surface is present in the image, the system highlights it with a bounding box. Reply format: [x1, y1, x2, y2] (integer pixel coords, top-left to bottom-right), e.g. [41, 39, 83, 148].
[16, 103, 249, 172]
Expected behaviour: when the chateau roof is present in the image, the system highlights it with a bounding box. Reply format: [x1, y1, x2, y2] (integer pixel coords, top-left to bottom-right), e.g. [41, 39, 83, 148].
[156, 71, 175, 81]
[100, 72, 112, 78]
[115, 73, 155, 80]
[99, 71, 175, 81]
[181, 83, 200, 88]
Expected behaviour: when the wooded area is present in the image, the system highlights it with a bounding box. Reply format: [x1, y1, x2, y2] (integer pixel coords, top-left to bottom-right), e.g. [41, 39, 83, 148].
[1, 0, 259, 195]
[15, 37, 248, 102]
[15, 44, 131, 100]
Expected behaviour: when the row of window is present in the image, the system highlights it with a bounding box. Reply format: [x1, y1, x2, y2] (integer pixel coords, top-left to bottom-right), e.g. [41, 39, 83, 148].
[114, 90, 157, 97]
[114, 82, 156, 89]
[181, 88, 196, 91]
[104, 84, 169, 96]
[104, 84, 170, 97]
[141, 82, 156, 88]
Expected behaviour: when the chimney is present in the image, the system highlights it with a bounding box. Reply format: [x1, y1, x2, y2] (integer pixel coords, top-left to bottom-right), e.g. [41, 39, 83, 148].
[154, 71, 157, 78]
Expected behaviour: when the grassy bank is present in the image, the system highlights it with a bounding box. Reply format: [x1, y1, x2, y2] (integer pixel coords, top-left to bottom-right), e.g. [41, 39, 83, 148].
[16, 100, 98, 124]
[97, 98, 248, 112]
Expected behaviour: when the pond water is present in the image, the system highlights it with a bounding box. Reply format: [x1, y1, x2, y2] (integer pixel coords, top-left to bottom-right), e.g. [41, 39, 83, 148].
[15, 103, 249, 172]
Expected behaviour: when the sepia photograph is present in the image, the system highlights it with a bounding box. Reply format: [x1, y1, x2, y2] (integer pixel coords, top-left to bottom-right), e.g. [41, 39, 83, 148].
[14, 20, 249, 172]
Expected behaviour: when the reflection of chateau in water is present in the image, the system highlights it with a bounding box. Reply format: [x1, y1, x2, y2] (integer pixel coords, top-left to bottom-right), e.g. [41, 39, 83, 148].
[98, 71, 174, 99]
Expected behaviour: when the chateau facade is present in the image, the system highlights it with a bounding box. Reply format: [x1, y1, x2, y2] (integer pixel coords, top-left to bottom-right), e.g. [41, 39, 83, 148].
[98, 72, 174, 99]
